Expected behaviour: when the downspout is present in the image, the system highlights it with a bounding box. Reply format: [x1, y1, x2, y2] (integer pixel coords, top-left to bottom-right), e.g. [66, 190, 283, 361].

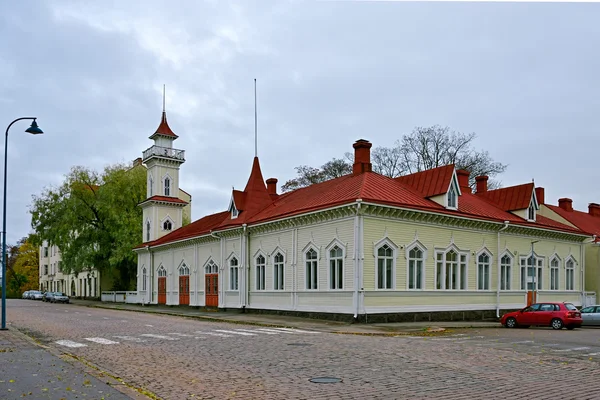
[354, 199, 362, 320]
[496, 221, 510, 318]
[210, 230, 222, 308]
[148, 246, 153, 305]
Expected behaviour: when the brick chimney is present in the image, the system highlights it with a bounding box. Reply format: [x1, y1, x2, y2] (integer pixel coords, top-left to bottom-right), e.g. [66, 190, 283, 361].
[535, 187, 545, 205]
[475, 175, 488, 193]
[558, 198, 573, 212]
[589, 203, 600, 218]
[456, 170, 470, 191]
[352, 139, 372, 176]
[266, 178, 278, 196]
[132, 157, 143, 167]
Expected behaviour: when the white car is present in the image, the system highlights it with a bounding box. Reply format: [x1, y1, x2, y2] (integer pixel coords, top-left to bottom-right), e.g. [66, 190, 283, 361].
[29, 290, 44, 300]
[581, 305, 600, 326]
[22, 291, 31, 299]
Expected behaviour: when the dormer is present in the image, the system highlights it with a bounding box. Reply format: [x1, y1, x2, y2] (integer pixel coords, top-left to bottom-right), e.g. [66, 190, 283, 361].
[476, 182, 538, 222]
[228, 190, 246, 220]
[397, 165, 462, 210]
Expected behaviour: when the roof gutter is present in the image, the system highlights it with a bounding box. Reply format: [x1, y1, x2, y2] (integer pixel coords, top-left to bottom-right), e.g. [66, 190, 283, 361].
[496, 221, 510, 318]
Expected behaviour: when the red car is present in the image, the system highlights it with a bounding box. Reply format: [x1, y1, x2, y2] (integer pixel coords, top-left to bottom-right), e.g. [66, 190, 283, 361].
[500, 302, 582, 330]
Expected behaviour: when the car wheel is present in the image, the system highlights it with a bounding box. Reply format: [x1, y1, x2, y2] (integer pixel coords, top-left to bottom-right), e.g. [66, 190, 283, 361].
[551, 318, 564, 330]
[505, 317, 517, 328]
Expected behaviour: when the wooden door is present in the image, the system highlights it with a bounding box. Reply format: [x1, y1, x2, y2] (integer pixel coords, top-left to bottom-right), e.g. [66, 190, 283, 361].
[179, 276, 190, 305]
[205, 274, 218, 307]
[158, 276, 167, 304]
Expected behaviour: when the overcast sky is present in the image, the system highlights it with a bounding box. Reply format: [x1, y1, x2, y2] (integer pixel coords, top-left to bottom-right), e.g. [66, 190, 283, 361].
[1, 0, 599, 246]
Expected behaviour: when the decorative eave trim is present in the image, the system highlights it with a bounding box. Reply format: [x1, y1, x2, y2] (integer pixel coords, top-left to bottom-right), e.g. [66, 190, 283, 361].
[141, 226, 243, 252]
[138, 198, 189, 208]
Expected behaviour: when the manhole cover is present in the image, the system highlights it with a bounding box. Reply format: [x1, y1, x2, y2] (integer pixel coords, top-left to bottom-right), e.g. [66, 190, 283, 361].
[287, 343, 313, 346]
[309, 377, 342, 384]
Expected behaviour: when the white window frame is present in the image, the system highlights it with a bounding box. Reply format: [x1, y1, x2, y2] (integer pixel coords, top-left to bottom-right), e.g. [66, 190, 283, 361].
[179, 262, 190, 276]
[142, 267, 147, 291]
[375, 238, 397, 290]
[255, 254, 266, 291]
[477, 250, 492, 291]
[500, 253, 512, 291]
[273, 252, 285, 290]
[327, 245, 344, 290]
[231, 207, 239, 219]
[445, 172, 461, 210]
[149, 175, 154, 196]
[304, 246, 319, 290]
[435, 246, 468, 290]
[520, 254, 543, 291]
[157, 265, 167, 277]
[565, 257, 576, 291]
[162, 216, 174, 231]
[549, 256, 560, 291]
[146, 219, 151, 242]
[406, 241, 426, 290]
[204, 259, 218, 274]
[229, 256, 239, 291]
[164, 175, 171, 196]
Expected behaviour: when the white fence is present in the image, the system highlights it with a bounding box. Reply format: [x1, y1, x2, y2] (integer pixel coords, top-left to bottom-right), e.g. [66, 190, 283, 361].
[101, 291, 139, 304]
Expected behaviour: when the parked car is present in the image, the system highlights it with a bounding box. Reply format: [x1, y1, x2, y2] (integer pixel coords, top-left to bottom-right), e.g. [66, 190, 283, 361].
[28, 290, 44, 300]
[580, 305, 600, 326]
[22, 290, 31, 299]
[51, 292, 70, 304]
[42, 292, 55, 302]
[500, 302, 582, 330]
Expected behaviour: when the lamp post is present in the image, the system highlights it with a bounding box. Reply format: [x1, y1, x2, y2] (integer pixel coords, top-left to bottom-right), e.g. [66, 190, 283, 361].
[1, 117, 43, 330]
[530, 240, 539, 305]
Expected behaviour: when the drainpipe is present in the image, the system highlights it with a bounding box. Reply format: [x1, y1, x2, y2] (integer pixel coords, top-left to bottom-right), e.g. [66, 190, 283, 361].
[354, 199, 362, 320]
[496, 221, 510, 318]
[210, 230, 222, 308]
[148, 246, 153, 305]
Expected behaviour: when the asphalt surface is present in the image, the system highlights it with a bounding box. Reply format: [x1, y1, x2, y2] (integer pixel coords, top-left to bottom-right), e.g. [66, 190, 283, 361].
[5, 299, 600, 400]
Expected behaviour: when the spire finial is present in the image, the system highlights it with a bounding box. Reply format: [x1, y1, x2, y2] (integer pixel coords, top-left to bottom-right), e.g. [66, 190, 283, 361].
[162, 84, 166, 113]
[254, 78, 257, 158]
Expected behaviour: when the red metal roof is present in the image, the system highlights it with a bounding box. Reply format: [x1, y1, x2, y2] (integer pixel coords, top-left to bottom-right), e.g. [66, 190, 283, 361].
[395, 165, 455, 197]
[546, 204, 600, 237]
[139, 195, 188, 206]
[477, 183, 534, 211]
[150, 112, 178, 139]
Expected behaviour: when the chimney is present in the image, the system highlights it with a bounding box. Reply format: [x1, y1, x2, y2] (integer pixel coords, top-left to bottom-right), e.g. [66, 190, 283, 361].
[475, 175, 488, 193]
[535, 187, 545, 205]
[266, 178, 278, 195]
[456, 170, 470, 191]
[352, 139, 372, 176]
[558, 198, 573, 212]
[133, 157, 143, 167]
[589, 203, 600, 218]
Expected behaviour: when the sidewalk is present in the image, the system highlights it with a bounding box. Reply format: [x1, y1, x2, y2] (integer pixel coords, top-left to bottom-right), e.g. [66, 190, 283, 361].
[71, 299, 502, 335]
[0, 327, 144, 400]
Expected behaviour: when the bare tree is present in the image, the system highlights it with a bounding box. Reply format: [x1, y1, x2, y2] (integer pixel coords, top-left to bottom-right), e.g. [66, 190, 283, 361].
[281, 125, 507, 192]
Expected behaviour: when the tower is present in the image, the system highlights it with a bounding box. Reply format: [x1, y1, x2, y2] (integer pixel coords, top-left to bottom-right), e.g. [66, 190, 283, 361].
[139, 93, 188, 243]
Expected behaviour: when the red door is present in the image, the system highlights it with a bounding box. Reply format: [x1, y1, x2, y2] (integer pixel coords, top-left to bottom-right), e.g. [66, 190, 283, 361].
[179, 276, 190, 305]
[158, 277, 167, 305]
[205, 274, 218, 307]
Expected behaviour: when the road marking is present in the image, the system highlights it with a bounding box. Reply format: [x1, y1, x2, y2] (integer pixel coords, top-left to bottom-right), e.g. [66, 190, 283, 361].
[145, 324, 154, 327]
[584, 352, 600, 356]
[169, 333, 193, 337]
[270, 328, 321, 334]
[140, 334, 179, 340]
[256, 328, 288, 334]
[194, 331, 232, 337]
[84, 337, 119, 345]
[120, 320, 128, 323]
[114, 336, 147, 342]
[55, 340, 87, 348]
[214, 329, 256, 336]
[103, 317, 110, 320]
[87, 314, 92, 317]
[552, 347, 590, 352]
[511, 340, 534, 344]
[236, 329, 278, 335]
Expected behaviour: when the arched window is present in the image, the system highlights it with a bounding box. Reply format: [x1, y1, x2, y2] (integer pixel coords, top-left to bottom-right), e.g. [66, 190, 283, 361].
[163, 220, 172, 231]
[179, 263, 190, 276]
[256, 255, 265, 290]
[274, 253, 285, 290]
[328, 246, 343, 290]
[305, 249, 318, 290]
[376, 244, 394, 289]
[550, 257, 560, 290]
[477, 252, 491, 290]
[447, 185, 457, 209]
[146, 221, 151, 241]
[407, 246, 424, 289]
[229, 257, 239, 290]
[164, 177, 171, 196]
[149, 176, 153, 196]
[566, 258, 575, 290]
[500, 254, 512, 290]
[142, 267, 147, 291]
[435, 247, 468, 290]
[157, 266, 167, 277]
[205, 260, 218, 274]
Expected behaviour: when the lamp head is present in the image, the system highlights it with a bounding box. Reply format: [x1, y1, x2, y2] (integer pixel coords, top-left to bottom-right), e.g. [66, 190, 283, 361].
[25, 120, 43, 135]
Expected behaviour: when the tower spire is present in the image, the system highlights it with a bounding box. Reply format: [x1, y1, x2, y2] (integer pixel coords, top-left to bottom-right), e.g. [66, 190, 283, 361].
[163, 84, 166, 113]
[254, 78, 257, 158]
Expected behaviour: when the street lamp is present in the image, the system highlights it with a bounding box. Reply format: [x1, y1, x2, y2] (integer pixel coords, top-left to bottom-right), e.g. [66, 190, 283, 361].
[1, 117, 44, 330]
[530, 240, 539, 305]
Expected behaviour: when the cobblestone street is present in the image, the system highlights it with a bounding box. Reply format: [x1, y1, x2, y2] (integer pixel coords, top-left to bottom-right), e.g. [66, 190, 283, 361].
[7, 300, 600, 399]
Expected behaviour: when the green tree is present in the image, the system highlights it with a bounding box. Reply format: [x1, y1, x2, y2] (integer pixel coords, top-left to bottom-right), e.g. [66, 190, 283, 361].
[30, 163, 146, 290]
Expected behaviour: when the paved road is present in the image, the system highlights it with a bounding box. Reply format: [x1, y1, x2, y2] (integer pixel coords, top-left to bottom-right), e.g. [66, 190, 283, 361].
[7, 299, 600, 399]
